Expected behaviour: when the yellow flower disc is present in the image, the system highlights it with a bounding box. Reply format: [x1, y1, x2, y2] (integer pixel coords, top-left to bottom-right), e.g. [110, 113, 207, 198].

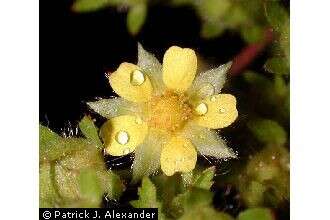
[193, 94, 238, 129]
[100, 115, 148, 156]
[109, 62, 153, 102]
[162, 46, 197, 93]
[160, 136, 197, 176]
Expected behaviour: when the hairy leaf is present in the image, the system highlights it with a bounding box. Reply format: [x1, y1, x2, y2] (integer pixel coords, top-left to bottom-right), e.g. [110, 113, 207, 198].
[79, 116, 103, 149]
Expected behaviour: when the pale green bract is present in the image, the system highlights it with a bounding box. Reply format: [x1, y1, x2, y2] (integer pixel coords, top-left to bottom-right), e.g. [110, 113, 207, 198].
[87, 98, 141, 119]
[182, 123, 236, 159]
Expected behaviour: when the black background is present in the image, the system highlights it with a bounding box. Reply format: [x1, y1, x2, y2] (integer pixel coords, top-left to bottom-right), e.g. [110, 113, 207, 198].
[40, 0, 250, 131]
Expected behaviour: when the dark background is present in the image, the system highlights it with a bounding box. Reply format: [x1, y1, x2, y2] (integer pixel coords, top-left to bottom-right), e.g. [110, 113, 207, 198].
[39, 0, 254, 132]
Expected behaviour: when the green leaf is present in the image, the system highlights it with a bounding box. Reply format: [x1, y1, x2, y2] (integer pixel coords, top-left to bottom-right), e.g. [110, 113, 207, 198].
[39, 163, 58, 207]
[238, 208, 274, 220]
[40, 125, 90, 161]
[193, 167, 215, 190]
[201, 22, 225, 39]
[172, 187, 232, 220]
[241, 25, 263, 43]
[127, 4, 147, 35]
[264, 1, 288, 32]
[248, 119, 286, 145]
[274, 76, 288, 97]
[198, 0, 231, 21]
[130, 177, 165, 219]
[180, 207, 234, 220]
[240, 181, 266, 207]
[72, 0, 119, 13]
[78, 169, 103, 205]
[40, 125, 61, 153]
[183, 187, 213, 208]
[264, 57, 289, 75]
[131, 177, 159, 208]
[79, 116, 103, 149]
[87, 98, 140, 119]
[98, 171, 124, 200]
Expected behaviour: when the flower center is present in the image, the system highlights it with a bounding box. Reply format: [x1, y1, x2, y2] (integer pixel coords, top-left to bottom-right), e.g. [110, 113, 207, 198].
[147, 90, 192, 132]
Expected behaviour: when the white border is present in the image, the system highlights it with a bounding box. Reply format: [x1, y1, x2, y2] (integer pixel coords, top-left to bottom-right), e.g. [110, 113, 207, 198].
[1, 0, 330, 218]
[291, 0, 330, 219]
[0, 0, 39, 219]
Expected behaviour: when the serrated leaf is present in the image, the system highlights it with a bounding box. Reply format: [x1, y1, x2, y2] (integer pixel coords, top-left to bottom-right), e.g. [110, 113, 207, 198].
[78, 169, 103, 204]
[238, 208, 274, 220]
[127, 4, 147, 35]
[264, 57, 289, 75]
[87, 98, 140, 119]
[72, 0, 119, 13]
[193, 167, 215, 190]
[130, 177, 165, 219]
[79, 116, 103, 149]
[40, 125, 61, 153]
[248, 119, 286, 145]
[131, 177, 159, 208]
[171, 187, 219, 219]
[40, 125, 90, 161]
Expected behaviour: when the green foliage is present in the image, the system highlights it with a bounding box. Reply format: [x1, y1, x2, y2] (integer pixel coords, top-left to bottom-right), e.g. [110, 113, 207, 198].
[248, 119, 287, 145]
[72, 0, 120, 12]
[40, 125, 89, 162]
[39, 116, 124, 208]
[71, 0, 280, 41]
[264, 57, 289, 75]
[239, 145, 289, 207]
[191, 166, 215, 190]
[264, 1, 289, 33]
[127, 4, 147, 35]
[130, 177, 166, 219]
[263, 0, 290, 86]
[237, 208, 274, 220]
[78, 169, 103, 204]
[79, 116, 103, 149]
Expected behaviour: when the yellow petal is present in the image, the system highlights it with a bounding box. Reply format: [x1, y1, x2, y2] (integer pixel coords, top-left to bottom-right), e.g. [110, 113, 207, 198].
[109, 62, 153, 102]
[160, 136, 197, 176]
[100, 115, 148, 156]
[193, 94, 238, 129]
[163, 46, 197, 93]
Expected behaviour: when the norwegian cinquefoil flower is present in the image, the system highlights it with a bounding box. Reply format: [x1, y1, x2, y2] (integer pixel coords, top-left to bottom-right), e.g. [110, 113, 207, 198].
[88, 44, 238, 180]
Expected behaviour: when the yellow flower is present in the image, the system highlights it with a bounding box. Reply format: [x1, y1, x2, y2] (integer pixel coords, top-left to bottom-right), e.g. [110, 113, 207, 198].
[88, 44, 238, 180]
